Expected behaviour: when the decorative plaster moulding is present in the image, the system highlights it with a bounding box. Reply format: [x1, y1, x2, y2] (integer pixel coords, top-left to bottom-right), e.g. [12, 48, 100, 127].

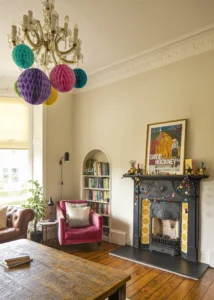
[74, 24, 214, 94]
[1, 24, 214, 96]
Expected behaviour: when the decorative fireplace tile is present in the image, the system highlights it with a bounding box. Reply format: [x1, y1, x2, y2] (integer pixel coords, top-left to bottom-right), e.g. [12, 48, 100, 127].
[182, 202, 188, 253]
[141, 199, 150, 244]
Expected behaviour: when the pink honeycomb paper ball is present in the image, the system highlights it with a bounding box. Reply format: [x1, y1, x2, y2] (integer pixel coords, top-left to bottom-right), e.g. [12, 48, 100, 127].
[50, 64, 76, 93]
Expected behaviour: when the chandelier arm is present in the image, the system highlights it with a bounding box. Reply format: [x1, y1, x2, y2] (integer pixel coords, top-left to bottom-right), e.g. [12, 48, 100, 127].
[55, 36, 76, 56]
[37, 20, 44, 41]
[25, 30, 43, 49]
[51, 51, 58, 65]
[60, 56, 77, 64]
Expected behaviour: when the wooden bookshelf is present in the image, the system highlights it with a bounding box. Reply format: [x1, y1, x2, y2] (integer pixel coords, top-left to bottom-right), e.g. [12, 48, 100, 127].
[82, 149, 111, 242]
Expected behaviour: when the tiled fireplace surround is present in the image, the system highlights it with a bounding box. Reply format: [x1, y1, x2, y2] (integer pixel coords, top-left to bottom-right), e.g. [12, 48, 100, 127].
[132, 175, 208, 262]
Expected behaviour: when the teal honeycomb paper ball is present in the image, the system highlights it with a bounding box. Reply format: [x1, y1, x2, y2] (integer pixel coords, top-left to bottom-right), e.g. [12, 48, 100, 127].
[12, 44, 34, 69]
[14, 81, 21, 97]
[73, 68, 87, 88]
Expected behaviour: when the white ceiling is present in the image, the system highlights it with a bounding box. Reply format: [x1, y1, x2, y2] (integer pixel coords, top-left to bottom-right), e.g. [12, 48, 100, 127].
[1, 0, 214, 76]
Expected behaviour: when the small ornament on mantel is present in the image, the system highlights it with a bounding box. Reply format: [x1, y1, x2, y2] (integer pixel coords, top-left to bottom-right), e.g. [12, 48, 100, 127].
[136, 163, 143, 175]
[127, 160, 137, 175]
[197, 162, 206, 175]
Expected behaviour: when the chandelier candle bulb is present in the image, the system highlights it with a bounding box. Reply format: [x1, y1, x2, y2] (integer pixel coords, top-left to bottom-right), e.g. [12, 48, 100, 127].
[28, 10, 33, 24]
[23, 15, 28, 30]
[11, 25, 17, 41]
[73, 24, 78, 43]
[51, 14, 57, 32]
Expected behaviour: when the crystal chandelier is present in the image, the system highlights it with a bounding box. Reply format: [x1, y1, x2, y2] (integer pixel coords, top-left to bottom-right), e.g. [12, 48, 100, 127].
[8, 0, 83, 73]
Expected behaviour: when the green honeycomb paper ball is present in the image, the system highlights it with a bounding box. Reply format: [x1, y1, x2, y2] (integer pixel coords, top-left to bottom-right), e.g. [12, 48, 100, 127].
[14, 80, 21, 97]
[12, 44, 34, 69]
[73, 68, 87, 88]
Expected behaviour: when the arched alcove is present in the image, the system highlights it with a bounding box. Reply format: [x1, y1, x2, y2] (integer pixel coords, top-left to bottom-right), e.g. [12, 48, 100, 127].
[81, 149, 111, 241]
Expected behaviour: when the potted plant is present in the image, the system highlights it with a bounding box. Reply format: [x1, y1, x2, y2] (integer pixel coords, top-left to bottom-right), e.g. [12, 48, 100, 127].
[22, 180, 46, 243]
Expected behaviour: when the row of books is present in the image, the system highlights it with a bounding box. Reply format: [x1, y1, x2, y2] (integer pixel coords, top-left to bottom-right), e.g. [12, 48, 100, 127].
[85, 177, 109, 189]
[93, 162, 109, 176]
[89, 202, 109, 215]
[0, 253, 32, 269]
[86, 190, 109, 202]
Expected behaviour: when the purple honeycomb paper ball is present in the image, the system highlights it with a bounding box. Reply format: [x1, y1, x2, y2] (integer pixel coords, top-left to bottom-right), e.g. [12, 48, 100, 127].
[50, 64, 76, 93]
[18, 68, 51, 105]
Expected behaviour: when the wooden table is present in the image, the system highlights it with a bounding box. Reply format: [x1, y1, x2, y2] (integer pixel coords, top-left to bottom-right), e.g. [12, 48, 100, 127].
[0, 239, 130, 300]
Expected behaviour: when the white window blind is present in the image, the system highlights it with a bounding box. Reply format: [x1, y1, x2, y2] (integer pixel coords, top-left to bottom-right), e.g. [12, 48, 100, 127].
[0, 97, 29, 149]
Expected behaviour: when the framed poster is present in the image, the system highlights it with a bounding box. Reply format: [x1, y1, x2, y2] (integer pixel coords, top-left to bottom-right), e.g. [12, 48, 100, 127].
[145, 119, 187, 174]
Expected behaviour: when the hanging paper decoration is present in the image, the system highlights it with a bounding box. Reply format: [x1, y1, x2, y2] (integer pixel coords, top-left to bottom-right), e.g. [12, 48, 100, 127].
[43, 87, 59, 106]
[73, 68, 87, 88]
[14, 81, 21, 97]
[18, 68, 51, 105]
[12, 44, 34, 69]
[50, 64, 76, 93]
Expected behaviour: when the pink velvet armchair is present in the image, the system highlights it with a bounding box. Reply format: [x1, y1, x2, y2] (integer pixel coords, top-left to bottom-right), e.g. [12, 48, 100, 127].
[57, 200, 103, 249]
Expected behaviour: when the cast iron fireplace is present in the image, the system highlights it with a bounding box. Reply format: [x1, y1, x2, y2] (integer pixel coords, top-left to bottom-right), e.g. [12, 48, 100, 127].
[131, 174, 208, 262]
[110, 174, 209, 279]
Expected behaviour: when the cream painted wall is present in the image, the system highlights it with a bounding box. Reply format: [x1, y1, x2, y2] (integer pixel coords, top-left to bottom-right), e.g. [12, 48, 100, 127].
[71, 50, 214, 266]
[45, 93, 73, 218]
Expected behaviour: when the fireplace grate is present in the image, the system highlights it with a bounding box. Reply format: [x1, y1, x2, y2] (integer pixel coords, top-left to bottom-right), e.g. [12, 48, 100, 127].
[152, 236, 180, 248]
[150, 236, 180, 256]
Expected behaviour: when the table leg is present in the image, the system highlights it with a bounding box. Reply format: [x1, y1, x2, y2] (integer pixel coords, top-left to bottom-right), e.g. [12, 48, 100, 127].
[42, 225, 44, 244]
[46, 226, 48, 244]
[109, 284, 126, 300]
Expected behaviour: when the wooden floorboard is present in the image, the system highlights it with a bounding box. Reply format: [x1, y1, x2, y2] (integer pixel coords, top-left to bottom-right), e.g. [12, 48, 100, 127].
[49, 241, 214, 300]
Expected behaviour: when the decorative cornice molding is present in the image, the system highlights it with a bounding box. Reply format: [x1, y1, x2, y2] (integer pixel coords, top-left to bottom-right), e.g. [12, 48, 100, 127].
[1, 24, 214, 96]
[74, 24, 214, 94]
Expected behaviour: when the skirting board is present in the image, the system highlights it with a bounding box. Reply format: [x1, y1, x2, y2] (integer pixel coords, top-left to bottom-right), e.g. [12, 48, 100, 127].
[109, 229, 126, 245]
[110, 245, 209, 280]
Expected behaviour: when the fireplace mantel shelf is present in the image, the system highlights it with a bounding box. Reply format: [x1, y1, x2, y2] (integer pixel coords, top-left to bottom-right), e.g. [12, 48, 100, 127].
[122, 174, 209, 180]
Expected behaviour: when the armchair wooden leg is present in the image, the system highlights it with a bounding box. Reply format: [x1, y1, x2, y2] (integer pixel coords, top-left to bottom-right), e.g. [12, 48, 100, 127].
[97, 242, 102, 250]
[61, 245, 64, 252]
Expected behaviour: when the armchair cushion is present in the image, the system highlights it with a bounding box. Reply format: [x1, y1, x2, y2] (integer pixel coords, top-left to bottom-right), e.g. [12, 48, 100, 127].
[0, 206, 7, 230]
[60, 200, 88, 217]
[66, 203, 90, 227]
[65, 225, 100, 239]
[0, 228, 20, 243]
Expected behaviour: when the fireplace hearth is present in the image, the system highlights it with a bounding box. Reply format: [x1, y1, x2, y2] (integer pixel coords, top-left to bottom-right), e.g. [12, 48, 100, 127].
[110, 174, 209, 279]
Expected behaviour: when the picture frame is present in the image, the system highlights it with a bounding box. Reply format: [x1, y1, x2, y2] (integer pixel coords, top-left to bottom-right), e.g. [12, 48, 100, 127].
[145, 119, 187, 175]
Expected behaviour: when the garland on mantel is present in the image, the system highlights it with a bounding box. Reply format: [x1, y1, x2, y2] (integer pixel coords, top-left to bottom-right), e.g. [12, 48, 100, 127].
[135, 174, 191, 203]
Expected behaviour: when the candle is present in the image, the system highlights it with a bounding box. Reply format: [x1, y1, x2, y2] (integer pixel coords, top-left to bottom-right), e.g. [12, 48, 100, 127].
[137, 163, 139, 169]
[23, 15, 28, 30]
[73, 23, 78, 43]
[28, 10, 33, 24]
[11, 25, 17, 41]
[51, 13, 57, 32]
[64, 22, 68, 35]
